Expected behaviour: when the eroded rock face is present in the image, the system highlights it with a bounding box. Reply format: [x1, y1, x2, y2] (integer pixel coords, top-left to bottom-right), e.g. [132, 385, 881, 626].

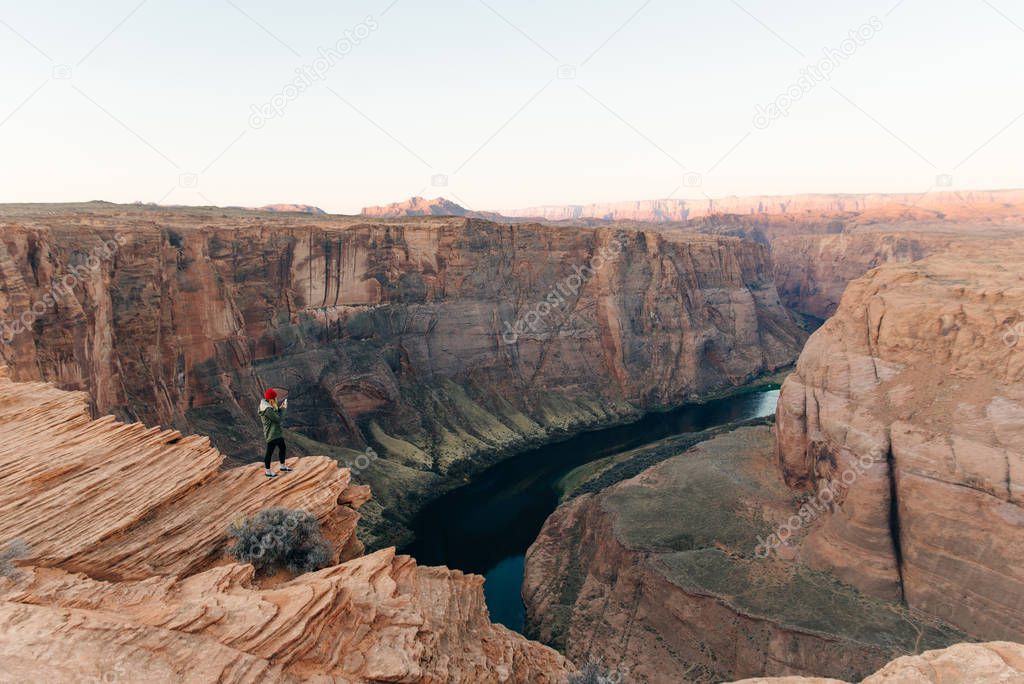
[0, 366, 365, 580]
[523, 426, 963, 684]
[775, 245, 1024, 639]
[0, 368, 572, 682]
[0, 551, 570, 683]
[769, 232, 952, 320]
[732, 641, 1024, 684]
[0, 204, 804, 544]
[510, 191, 1024, 321]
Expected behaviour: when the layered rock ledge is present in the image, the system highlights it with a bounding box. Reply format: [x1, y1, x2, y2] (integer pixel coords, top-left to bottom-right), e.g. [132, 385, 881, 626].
[0, 367, 571, 682]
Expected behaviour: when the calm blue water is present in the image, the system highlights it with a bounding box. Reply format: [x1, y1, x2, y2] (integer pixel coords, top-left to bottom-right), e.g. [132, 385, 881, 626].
[402, 388, 780, 632]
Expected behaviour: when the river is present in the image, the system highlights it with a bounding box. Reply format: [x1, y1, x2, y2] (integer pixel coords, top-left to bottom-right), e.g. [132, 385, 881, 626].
[402, 387, 781, 633]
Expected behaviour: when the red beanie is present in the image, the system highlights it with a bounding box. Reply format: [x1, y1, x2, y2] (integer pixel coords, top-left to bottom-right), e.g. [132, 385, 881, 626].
[264, 388, 277, 401]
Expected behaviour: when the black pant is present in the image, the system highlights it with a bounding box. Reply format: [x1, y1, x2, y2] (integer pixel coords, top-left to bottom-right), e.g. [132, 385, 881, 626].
[265, 438, 286, 469]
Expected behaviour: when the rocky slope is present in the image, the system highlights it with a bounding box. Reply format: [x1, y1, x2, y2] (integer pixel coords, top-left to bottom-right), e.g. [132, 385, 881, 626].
[0, 366, 572, 682]
[523, 426, 963, 683]
[0, 203, 804, 545]
[775, 244, 1024, 640]
[733, 642, 1024, 683]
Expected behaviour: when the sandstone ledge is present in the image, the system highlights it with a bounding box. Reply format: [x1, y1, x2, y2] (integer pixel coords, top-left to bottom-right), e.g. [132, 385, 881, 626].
[0, 365, 365, 580]
[0, 369, 572, 682]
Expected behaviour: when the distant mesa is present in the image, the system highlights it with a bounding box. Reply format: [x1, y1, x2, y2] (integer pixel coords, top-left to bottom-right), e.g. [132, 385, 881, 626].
[508, 189, 1024, 223]
[256, 204, 326, 215]
[362, 196, 503, 220]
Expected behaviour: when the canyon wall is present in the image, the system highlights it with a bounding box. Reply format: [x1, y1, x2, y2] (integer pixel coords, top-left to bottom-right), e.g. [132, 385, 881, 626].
[523, 244, 1024, 682]
[769, 231, 954, 319]
[0, 365, 572, 682]
[373, 193, 1024, 321]
[679, 211, 1024, 321]
[775, 244, 1024, 639]
[0, 204, 804, 545]
[507, 191, 1024, 321]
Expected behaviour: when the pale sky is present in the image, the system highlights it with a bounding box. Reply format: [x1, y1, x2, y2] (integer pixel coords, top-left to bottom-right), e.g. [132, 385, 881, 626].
[1, 0, 1022, 214]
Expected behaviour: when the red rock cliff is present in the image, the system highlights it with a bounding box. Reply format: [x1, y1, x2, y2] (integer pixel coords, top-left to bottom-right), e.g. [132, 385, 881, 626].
[775, 243, 1024, 639]
[0, 203, 805, 544]
[0, 366, 572, 682]
[522, 244, 1024, 682]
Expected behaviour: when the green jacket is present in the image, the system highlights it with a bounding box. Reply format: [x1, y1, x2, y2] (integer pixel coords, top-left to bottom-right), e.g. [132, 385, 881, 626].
[259, 399, 286, 443]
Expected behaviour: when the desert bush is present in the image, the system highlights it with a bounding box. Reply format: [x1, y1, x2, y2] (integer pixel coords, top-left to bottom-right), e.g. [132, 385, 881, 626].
[228, 508, 332, 575]
[0, 538, 29, 579]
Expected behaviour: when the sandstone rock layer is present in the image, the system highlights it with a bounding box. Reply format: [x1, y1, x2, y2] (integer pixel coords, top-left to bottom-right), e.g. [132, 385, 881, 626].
[0, 368, 571, 682]
[0, 204, 804, 545]
[775, 244, 1024, 640]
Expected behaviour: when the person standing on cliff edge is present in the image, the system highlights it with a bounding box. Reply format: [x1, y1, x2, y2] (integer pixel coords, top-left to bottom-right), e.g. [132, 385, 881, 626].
[259, 388, 293, 479]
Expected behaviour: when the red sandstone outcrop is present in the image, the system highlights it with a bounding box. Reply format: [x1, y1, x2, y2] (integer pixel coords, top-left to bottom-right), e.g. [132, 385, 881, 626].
[732, 641, 1024, 683]
[0, 367, 572, 682]
[0, 550, 570, 683]
[775, 244, 1024, 640]
[0, 365, 365, 579]
[0, 204, 804, 545]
